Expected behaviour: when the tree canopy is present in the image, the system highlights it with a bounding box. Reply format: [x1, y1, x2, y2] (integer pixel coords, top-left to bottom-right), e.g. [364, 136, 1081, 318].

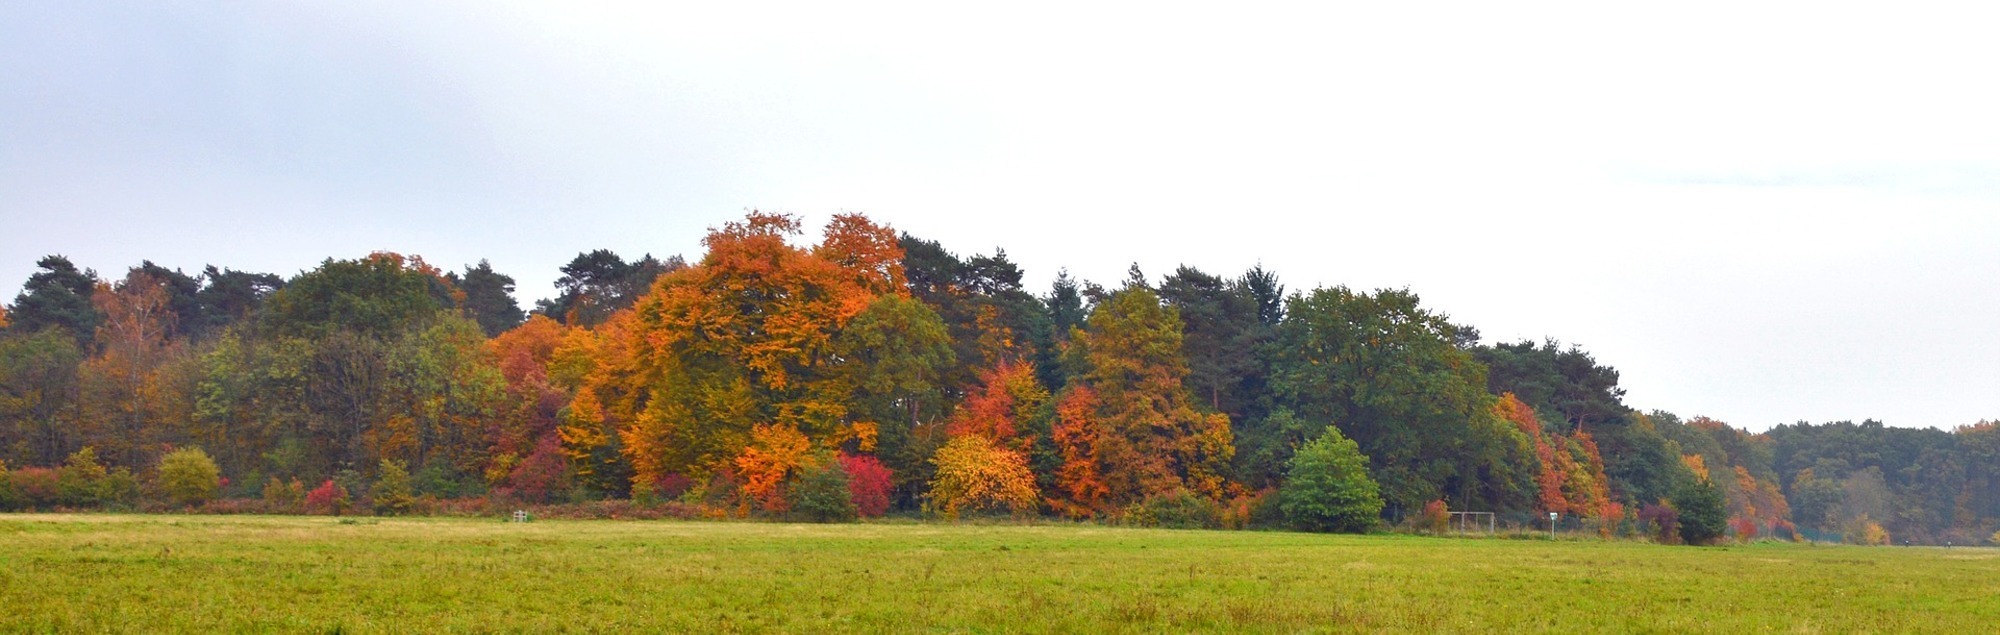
[3, 211, 1993, 545]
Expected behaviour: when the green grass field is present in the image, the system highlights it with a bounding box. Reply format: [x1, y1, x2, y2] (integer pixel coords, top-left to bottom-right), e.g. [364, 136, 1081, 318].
[1, 514, 1994, 633]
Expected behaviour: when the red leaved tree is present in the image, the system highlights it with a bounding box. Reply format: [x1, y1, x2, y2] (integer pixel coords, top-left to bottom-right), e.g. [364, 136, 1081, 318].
[839, 453, 893, 517]
[304, 480, 349, 516]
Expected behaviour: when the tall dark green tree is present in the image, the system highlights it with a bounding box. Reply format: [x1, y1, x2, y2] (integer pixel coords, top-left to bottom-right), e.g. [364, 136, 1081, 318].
[1040, 269, 1088, 390]
[1241, 265, 1285, 327]
[1158, 266, 1284, 438]
[899, 235, 1053, 398]
[9, 255, 101, 345]
[449, 260, 526, 337]
[1474, 339, 1628, 432]
[536, 250, 681, 326]
[1157, 266, 1258, 416]
[194, 266, 283, 336]
[131, 262, 204, 337]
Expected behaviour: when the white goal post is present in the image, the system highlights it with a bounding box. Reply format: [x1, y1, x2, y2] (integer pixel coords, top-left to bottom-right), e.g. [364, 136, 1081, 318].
[1447, 511, 1496, 535]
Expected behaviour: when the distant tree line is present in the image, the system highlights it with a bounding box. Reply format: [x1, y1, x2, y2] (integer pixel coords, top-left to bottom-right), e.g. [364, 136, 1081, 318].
[2, 212, 1995, 545]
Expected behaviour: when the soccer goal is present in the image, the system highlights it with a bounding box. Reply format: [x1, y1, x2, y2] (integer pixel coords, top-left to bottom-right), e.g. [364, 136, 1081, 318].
[1447, 511, 1496, 535]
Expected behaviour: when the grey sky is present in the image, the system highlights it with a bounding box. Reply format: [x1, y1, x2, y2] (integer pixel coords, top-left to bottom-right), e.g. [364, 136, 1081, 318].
[5, 2, 1998, 431]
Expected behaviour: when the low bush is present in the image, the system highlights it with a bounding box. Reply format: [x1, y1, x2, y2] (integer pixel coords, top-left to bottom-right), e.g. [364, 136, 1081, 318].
[1244, 488, 1286, 529]
[787, 455, 857, 523]
[263, 477, 306, 513]
[1417, 500, 1451, 534]
[98, 467, 140, 509]
[304, 480, 350, 516]
[8, 467, 61, 510]
[372, 460, 414, 516]
[1124, 491, 1221, 529]
[1638, 503, 1680, 545]
[57, 448, 109, 507]
[1671, 478, 1726, 546]
[157, 447, 222, 508]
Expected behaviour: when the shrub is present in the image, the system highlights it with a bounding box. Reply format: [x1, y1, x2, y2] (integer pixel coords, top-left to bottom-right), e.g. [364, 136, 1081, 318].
[631, 473, 693, 507]
[788, 454, 858, 523]
[372, 459, 414, 516]
[157, 447, 222, 508]
[331, 468, 366, 507]
[411, 460, 476, 499]
[1126, 490, 1222, 529]
[1637, 503, 1680, 544]
[1280, 426, 1383, 533]
[9, 467, 61, 509]
[926, 435, 1039, 519]
[263, 477, 306, 513]
[98, 467, 140, 508]
[839, 454, 893, 518]
[1218, 489, 1272, 530]
[1846, 515, 1889, 546]
[1418, 499, 1451, 534]
[58, 447, 109, 507]
[1672, 479, 1726, 545]
[523, 499, 703, 521]
[1729, 517, 1759, 542]
[1990, 529, 2000, 546]
[1245, 488, 1287, 529]
[682, 468, 745, 514]
[305, 480, 350, 516]
[0, 460, 13, 511]
[629, 479, 659, 507]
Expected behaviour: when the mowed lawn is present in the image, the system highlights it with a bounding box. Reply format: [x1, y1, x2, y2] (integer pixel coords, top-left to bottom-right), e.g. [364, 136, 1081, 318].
[1, 514, 1995, 633]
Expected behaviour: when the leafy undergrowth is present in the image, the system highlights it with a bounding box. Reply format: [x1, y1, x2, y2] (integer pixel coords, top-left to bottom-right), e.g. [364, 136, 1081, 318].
[0, 514, 1994, 633]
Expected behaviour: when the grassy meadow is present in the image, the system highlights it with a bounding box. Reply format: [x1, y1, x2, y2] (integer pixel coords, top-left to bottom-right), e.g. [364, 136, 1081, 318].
[1, 514, 1994, 633]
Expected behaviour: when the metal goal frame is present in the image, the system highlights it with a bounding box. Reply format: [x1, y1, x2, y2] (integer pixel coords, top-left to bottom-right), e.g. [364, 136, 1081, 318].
[1447, 511, 1496, 535]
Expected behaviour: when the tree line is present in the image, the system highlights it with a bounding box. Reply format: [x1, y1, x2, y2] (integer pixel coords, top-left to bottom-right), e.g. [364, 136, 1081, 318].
[2, 211, 1995, 544]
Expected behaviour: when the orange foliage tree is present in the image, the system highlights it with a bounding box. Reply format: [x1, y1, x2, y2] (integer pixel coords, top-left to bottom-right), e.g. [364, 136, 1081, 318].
[735, 423, 814, 512]
[567, 212, 924, 495]
[80, 270, 188, 468]
[1726, 464, 1791, 539]
[1053, 286, 1234, 512]
[1494, 393, 1613, 519]
[1048, 384, 1109, 517]
[944, 359, 1047, 450]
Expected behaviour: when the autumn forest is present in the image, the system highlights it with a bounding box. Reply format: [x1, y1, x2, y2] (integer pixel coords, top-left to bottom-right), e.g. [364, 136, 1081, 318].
[2, 212, 1996, 546]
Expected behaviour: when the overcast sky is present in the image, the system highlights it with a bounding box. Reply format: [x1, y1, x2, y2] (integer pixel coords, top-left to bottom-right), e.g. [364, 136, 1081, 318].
[5, 2, 1998, 431]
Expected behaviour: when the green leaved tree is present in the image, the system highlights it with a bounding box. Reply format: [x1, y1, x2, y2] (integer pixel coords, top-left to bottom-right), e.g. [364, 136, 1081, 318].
[1281, 425, 1383, 533]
